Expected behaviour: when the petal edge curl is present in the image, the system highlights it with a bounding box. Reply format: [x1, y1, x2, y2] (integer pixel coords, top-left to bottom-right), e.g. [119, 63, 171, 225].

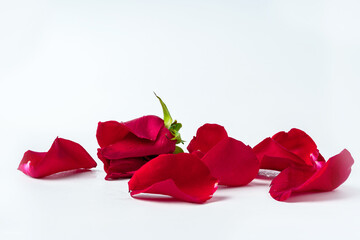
[269, 149, 354, 201]
[18, 138, 97, 178]
[187, 123, 228, 154]
[128, 153, 218, 203]
[202, 137, 260, 186]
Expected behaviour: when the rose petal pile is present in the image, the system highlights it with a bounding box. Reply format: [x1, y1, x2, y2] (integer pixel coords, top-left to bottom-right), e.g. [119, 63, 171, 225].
[17, 95, 354, 203]
[120, 124, 354, 202]
[254, 128, 354, 201]
[127, 123, 259, 202]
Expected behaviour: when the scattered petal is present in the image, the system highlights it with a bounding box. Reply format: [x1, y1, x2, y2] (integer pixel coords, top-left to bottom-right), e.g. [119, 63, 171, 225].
[270, 149, 354, 201]
[187, 124, 228, 154]
[254, 128, 319, 171]
[18, 138, 97, 178]
[128, 153, 218, 203]
[202, 137, 260, 186]
[272, 128, 318, 165]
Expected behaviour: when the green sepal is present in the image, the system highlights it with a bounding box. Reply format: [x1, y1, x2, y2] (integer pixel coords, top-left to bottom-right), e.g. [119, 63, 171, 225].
[154, 92, 173, 129]
[173, 146, 184, 154]
[169, 121, 185, 144]
[169, 121, 182, 132]
[154, 92, 184, 145]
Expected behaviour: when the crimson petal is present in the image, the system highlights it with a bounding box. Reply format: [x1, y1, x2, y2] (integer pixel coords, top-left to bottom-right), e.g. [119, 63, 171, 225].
[272, 128, 318, 165]
[128, 153, 218, 203]
[97, 148, 147, 179]
[106, 158, 147, 180]
[18, 138, 97, 178]
[202, 137, 260, 186]
[269, 166, 315, 201]
[96, 121, 129, 148]
[187, 123, 228, 154]
[100, 127, 175, 159]
[254, 128, 318, 171]
[270, 149, 354, 201]
[96, 115, 164, 148]
[295, 149, 354, 192]
[123, 115, 164, 141]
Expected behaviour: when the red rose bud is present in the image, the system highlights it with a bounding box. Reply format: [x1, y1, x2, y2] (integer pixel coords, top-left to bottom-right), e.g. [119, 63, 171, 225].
[97, 115, 176, 180]
[97, 94, 184, 180]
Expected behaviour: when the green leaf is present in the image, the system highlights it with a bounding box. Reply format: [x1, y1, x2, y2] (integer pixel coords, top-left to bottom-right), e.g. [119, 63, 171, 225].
[173, 146, 184, 154]
[154, 92, 173, 129]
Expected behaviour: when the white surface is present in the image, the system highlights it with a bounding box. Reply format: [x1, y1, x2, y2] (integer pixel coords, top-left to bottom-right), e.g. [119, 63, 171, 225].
[1, 1, 360, 239]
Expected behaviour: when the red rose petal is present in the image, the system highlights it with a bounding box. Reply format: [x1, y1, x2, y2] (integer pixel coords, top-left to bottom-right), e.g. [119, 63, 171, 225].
[123, 115, 164, 141]
[254, 128, 318, 171]
[105, 158, 148, 180]
[97, 148, 110, 172]
[128, 153, 218, 203]
[18, 138, 97, 178]
[269, 149, 354, 201]
[97, 148, 147, 179]
[97, 115, 176, 180]
[190, 150, 205, 159]
[187, 123, 228, 154]
[96, 115, 164, 148]
[272, 128, 318, 165]
[295, 149, 354, 192]
[254, 138, 305, 171]
[202, 137, 260, 186]
[96, 121, 129, 148]
[100, 127, 175, 159]
[269, 166, 315, 201]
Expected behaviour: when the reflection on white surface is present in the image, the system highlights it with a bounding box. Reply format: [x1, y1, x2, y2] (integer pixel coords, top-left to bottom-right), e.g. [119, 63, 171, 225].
[257, 169, 279, 179]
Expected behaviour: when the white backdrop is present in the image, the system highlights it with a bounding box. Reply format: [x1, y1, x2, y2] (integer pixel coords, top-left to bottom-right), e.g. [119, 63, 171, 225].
[1, 1, 359, 239]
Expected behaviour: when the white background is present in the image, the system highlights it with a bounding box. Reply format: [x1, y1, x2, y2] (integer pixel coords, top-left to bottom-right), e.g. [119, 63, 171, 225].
[1, 1, 360, 239]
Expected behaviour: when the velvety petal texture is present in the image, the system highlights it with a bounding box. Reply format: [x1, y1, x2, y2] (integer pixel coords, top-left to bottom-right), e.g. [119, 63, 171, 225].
[96, 115, 164, 148]
[188, 124, 259, 186]
[254, 128, 320, 171]
[100, 127, 174, 159]
[18, 137, 97, 178]
[123, 115, 164, 141]
[270, 149, 354, 201]
[255, 128, 354, 201]
[187, 123, 228, 154]
[202, 137, 260, 186]
[97, 115, 176, 180]
[128, 153, 218, 203]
